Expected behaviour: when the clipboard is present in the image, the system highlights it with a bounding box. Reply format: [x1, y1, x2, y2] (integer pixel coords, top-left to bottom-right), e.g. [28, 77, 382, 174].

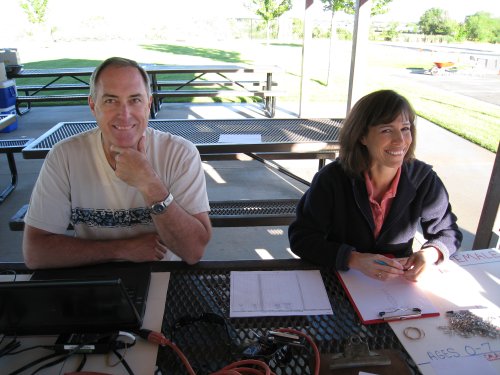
[336, 269, 439, 324]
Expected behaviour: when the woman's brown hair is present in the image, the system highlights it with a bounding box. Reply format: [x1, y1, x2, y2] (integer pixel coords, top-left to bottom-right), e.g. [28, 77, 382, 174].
[339, 89, 416, 177]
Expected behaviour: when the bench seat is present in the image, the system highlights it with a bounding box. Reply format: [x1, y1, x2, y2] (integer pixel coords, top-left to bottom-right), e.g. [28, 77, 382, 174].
[9, 199, 299, 231]
[16, 83, 90, 93]
[16, 94, 89, 115]
[153, 89, 283, 99]
[156, 80, 278, 89]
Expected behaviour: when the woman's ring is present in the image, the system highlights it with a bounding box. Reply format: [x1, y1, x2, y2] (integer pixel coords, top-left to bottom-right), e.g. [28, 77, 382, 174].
[376, 272, 382, 279]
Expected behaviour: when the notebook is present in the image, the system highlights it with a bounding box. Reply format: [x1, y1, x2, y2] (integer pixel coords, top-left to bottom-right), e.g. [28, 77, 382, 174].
[0, 279, 142, 335]
[31, 262, 151, 321]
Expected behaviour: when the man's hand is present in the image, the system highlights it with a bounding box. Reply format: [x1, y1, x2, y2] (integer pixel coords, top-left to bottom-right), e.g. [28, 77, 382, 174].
[110, 136, 161, 192]
[119, 233, 168, 262]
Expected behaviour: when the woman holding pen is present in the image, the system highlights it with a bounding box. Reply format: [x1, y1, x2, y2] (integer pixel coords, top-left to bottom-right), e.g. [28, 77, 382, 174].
[288, 90, 462, 282]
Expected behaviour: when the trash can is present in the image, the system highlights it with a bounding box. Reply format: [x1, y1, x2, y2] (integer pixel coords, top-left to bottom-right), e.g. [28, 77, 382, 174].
[0, 79, 17, 133]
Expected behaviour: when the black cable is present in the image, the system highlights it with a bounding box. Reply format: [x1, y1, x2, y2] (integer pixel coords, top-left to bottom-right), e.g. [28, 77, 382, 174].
[30, 353, 73, 375]
[0, 338, 21, 357]
[8, 352, 62, 375]
[7, 345, 54, 355]
[76, 353, 87, 371]
[0, 269, 17, 281]
[112, 349, 134, 375]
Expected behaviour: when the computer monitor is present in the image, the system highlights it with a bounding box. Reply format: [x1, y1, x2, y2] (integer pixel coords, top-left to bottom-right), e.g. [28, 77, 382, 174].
[0, 279, 142, 336]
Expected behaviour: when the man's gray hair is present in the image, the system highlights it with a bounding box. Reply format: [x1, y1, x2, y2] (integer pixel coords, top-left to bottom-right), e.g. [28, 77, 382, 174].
[89, 57, 151, 98]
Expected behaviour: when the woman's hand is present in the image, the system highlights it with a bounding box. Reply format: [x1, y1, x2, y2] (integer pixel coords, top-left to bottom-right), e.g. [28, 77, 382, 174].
[348, 251, 404, 281]
[401, 247, 441, 282]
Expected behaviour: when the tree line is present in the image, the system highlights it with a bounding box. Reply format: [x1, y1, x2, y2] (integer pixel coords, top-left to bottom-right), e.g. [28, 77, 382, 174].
[418, 8, 499, 44]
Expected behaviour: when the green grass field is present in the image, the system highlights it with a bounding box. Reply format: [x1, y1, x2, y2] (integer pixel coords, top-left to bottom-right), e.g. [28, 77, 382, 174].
[16, 39, 499, 152]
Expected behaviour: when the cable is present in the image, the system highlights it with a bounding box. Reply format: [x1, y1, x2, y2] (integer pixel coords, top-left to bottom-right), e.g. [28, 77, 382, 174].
[112, 349, 134, 375]
[276, 328, 320, 375]
[7, 345, 54, 355]
[8, 352, 63, 375]
[211, 359, 273, 375]
[138, 328, 319, 375]
[0, 337, 21, 357]
[76, 354, 87, 371]
[30, 353, 73, 374]
[0, 269, 17, 281]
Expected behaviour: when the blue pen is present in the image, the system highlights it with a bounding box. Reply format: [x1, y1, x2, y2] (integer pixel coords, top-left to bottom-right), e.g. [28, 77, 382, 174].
[374, 260, 389, 266]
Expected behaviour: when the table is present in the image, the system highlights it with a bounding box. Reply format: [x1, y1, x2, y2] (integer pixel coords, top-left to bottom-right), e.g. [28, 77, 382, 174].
[0, 259, 418, 374]
[0, 137, 33, 205]
[22, 118, 342, 185]
[11, 64, 281, 118]
[142, 64, 281, 118]
[388, 249, 500, 375]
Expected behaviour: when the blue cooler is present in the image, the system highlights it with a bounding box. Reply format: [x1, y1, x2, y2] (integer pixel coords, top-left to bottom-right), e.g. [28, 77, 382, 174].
[0, 80, 17, 132]
[0, 80, 16, 108]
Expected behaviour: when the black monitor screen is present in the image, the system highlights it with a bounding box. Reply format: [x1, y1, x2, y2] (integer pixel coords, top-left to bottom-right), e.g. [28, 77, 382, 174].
[0, 279, 142, 336]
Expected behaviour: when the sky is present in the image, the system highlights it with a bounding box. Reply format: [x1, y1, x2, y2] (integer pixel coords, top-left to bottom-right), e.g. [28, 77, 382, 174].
[2, 0, 499, 38]
[377, 0, 499, 23]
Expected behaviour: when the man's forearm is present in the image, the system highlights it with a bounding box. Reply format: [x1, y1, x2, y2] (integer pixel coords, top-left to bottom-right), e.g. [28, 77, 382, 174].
[151, 202, 211, 265]
[23, 227, 125, 269]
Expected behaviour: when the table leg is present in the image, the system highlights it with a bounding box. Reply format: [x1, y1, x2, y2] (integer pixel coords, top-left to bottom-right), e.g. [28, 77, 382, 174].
[150, 73, 159, 118]
[265, 72, 276, 118]
[0, 153, 18, 204]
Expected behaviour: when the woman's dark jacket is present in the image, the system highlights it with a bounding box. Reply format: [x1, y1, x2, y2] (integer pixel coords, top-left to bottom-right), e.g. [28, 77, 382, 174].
[288, 159, 462, 270]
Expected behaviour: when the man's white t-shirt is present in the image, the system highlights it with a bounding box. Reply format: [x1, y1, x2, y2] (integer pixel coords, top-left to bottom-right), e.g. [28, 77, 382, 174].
[25, 127, 210, 258]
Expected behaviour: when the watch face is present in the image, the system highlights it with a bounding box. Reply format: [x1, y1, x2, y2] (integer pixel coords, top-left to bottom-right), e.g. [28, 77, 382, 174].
[152, 203, 165, 214]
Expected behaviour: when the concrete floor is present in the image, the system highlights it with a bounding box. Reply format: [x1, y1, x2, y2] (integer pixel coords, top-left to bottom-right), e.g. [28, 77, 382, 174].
[0, 101, 496, 264]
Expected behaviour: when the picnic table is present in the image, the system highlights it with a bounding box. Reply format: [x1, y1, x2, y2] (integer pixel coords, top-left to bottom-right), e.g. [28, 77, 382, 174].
[11, 64, 282, 118]
[10, 118, 341, 229]
[0, 259, 420, 374]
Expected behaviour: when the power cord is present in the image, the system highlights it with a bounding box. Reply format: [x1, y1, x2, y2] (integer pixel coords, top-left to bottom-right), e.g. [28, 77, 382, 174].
[137, 327, 320, 375]
[6, 332, 135, 375]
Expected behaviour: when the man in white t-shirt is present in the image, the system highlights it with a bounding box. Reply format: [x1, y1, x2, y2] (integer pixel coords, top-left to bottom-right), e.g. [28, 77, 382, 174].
[23, 57, 212, 269]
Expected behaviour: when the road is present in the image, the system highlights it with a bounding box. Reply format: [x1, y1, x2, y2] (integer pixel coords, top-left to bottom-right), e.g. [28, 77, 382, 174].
[379, 43, 500, 106]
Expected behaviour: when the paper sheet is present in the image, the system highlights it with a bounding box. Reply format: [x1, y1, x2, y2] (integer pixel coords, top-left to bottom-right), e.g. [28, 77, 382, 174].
[389, 249, 500, 375]
[337, 269, 439, 324]
[218, 133, 262, 143]
[230, 270, 333, 317]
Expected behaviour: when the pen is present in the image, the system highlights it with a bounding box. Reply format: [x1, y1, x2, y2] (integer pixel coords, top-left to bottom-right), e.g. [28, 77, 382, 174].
[374, 260, 389, 266]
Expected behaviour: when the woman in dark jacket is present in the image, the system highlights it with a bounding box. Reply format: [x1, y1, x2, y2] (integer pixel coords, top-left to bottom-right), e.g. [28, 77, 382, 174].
[288, 90, 462, 282]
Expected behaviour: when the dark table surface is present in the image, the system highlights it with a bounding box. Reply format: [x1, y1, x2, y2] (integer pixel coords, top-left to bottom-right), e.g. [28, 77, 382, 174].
[2, 260, 419, 375]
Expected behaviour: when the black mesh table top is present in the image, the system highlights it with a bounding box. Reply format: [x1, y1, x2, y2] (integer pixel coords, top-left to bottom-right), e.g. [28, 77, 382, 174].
[0, 138, 34, 153]
[0, 260, 419, 374]
[149, 260, 419, 375]
[22, 118, 343, 159]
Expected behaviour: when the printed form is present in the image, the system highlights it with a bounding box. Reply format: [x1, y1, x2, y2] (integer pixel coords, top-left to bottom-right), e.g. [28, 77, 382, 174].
[230, 270, 333, 317]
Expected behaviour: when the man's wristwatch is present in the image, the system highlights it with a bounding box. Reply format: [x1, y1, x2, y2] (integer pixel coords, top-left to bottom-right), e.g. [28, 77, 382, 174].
[150, 193, 174, 215]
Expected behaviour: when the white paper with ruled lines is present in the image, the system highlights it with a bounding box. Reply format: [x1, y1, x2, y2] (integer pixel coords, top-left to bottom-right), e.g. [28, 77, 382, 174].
[230, 270, 333, 317]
